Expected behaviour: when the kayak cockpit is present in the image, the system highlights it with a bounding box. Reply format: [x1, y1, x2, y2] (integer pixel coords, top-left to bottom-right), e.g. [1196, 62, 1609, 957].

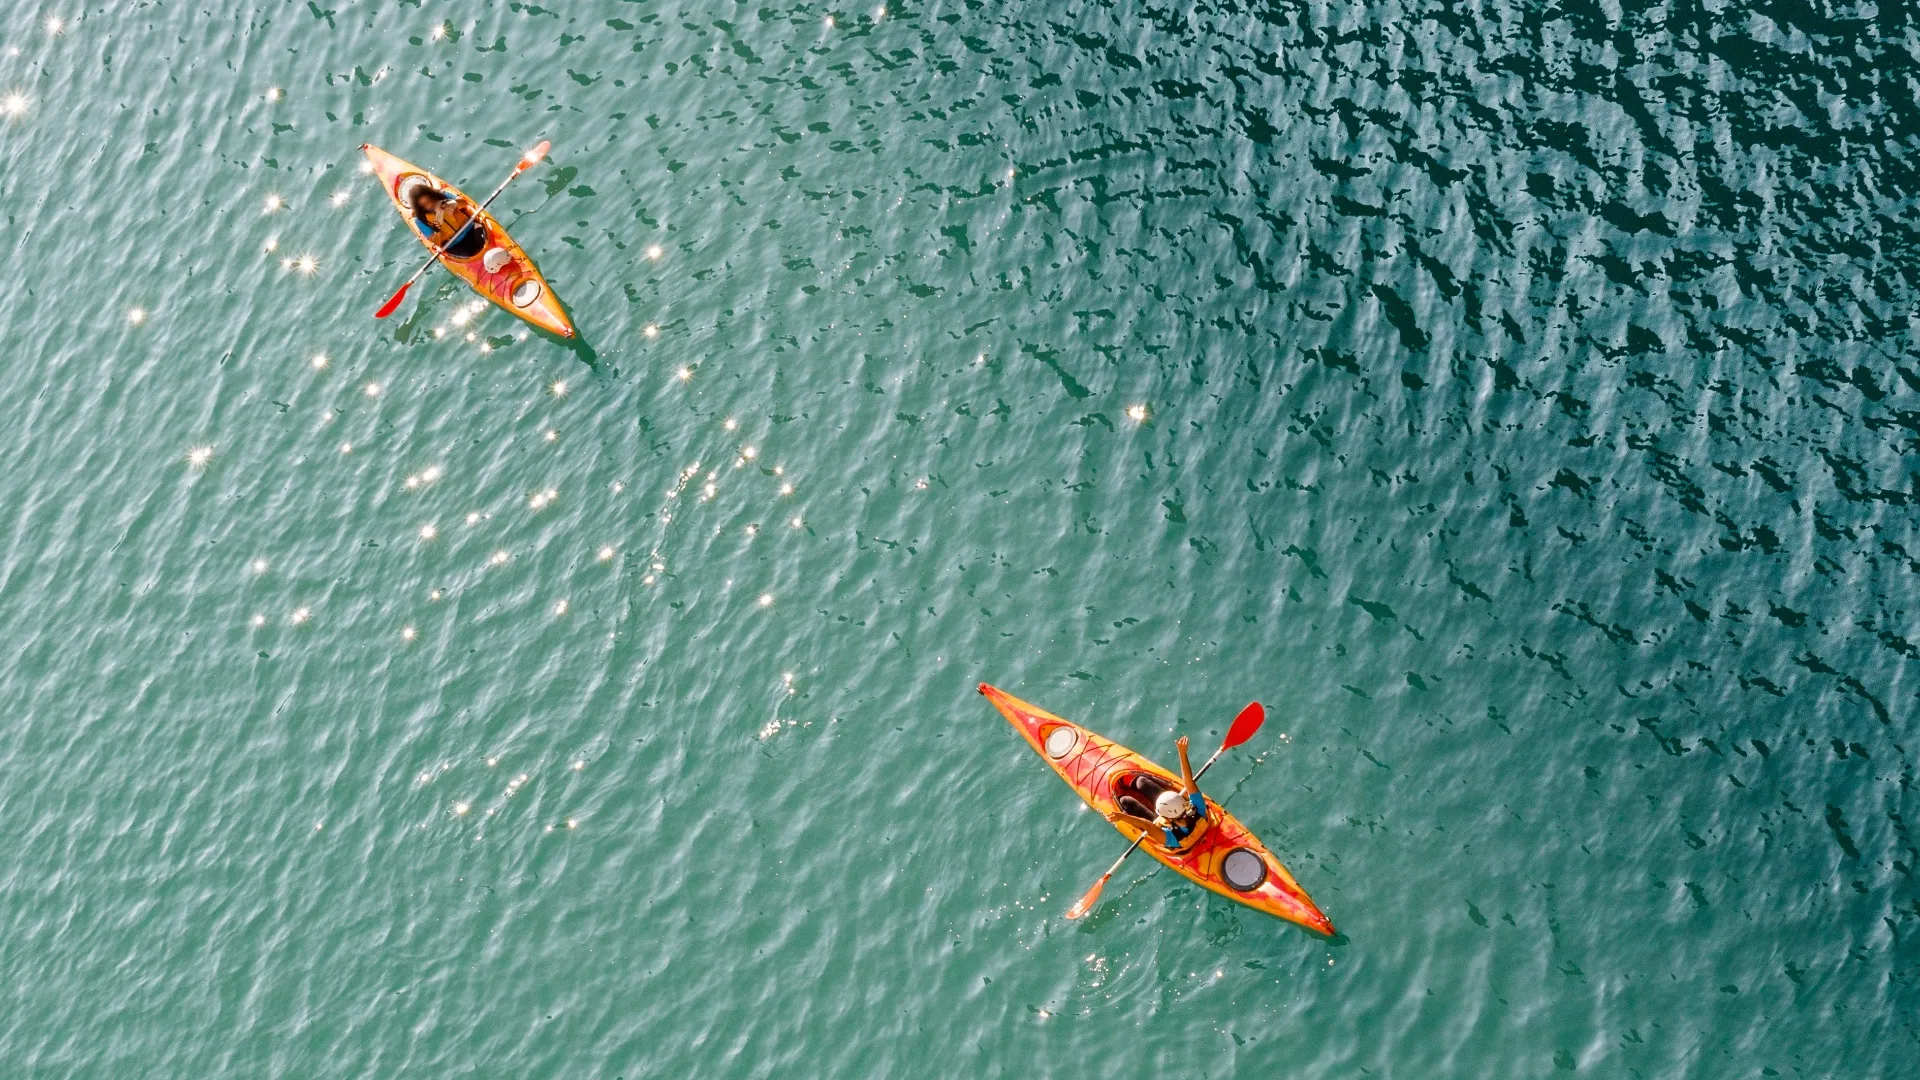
[1112, 769, 1175, 822]
[395, 173, 487, 258]
[1111, 769, 1213, 851]
[440, 220, 487, 259]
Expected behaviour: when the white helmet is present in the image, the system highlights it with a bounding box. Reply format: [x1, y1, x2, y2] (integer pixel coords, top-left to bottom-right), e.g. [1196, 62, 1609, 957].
[1155, 790, 1189, 821]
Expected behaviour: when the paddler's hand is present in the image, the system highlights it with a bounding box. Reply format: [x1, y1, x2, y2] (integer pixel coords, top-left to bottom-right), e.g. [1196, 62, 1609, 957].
[1176, 735, 1189, 753]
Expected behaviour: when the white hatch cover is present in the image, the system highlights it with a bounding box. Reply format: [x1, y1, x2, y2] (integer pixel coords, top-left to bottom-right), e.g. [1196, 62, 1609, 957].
[1222, 848, 1266, 891]
[1043, 726, 1077, 759]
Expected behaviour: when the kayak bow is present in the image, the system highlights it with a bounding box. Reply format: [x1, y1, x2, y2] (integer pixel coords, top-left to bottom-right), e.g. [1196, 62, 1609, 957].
[360, 144, 574, 338]
[979, 683, 1334, 934]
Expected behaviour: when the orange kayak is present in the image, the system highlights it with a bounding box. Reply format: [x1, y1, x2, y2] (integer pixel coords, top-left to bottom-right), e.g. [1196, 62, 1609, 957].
[360, 144, 574, 338]
[979, 683, 1333, 934]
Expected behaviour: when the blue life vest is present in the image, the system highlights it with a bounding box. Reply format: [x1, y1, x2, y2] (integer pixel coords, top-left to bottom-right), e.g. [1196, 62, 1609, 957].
[1160, 790, 1207, 850]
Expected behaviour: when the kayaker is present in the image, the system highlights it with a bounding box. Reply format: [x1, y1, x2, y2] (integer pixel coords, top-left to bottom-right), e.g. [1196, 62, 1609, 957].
[408, 186, 485, 257]
[1153, 735, 1209, 851]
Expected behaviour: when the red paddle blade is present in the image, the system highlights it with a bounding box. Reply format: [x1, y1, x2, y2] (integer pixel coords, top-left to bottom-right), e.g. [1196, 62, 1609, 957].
[1065, 873, 1110, 920]
[373, 281, 411, 319]
[1222, 702, 1264, 750]
[518, 140, 551, 172]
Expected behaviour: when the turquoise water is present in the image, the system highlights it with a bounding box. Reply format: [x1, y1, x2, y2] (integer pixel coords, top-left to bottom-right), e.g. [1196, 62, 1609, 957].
[3, 0, 1915, 1074]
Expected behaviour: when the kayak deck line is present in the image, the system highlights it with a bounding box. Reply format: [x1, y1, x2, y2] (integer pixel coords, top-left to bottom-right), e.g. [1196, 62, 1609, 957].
[979, 683, 1334, 935]
[360, 144, 574, 339]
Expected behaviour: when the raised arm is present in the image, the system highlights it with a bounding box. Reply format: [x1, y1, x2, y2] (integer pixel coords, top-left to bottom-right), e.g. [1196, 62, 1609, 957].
[1176, 735, 1196, 795]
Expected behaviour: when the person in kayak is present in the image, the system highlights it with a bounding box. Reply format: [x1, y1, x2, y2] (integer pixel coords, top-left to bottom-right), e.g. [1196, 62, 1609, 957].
[408, 185, 486, 259]
[1152, 735, 1209, 851]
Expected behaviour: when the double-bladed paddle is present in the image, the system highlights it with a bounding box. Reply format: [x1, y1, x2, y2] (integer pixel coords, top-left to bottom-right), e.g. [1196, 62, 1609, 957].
[1063, 702, 1266, 920]
[373, 140, 550, 319]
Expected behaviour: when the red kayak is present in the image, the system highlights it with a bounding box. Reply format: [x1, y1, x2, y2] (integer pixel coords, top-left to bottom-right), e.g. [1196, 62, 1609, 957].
[980, 684, 1333, 934]
[361, 144, 574, 337]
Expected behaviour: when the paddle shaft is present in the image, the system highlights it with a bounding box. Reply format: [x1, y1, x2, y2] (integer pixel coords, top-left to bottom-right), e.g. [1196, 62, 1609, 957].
[1064, 829, 1148, 918]
[1098, 831, 1150, 881]
[374, 141, 548, 317]
[397, 163, 528, 288]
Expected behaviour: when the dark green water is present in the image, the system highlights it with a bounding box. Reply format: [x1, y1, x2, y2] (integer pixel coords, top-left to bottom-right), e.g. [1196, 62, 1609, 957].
[2, 0, 1915, 1075]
